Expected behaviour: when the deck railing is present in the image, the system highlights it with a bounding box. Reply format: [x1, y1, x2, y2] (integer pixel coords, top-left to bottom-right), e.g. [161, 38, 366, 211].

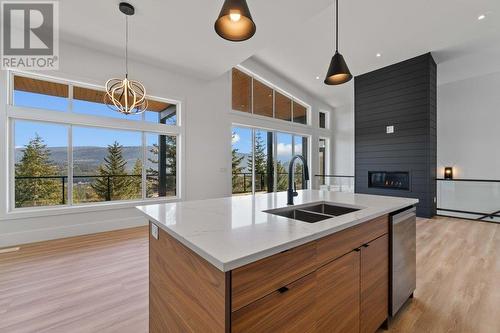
[232, 172, 305, 194]
[15, 174, 175, 204]
[314, 174, 355, 192]
[437, 178, 500, 222]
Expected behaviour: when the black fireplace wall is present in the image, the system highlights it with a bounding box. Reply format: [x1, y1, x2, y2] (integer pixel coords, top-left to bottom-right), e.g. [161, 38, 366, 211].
[354, 53, 437, 218]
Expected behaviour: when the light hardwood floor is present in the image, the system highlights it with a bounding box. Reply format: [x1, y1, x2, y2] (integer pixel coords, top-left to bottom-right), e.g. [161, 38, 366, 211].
[0, 227, 149, 333]
[0, 217, 498, 333]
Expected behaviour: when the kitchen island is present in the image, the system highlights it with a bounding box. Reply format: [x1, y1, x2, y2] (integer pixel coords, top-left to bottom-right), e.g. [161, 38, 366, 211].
[137, 190, 418, 333]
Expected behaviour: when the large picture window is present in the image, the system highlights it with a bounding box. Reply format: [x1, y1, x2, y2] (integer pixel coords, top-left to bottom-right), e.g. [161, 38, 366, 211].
[9, 73, 181, 210]
[232, 126, 308, 195]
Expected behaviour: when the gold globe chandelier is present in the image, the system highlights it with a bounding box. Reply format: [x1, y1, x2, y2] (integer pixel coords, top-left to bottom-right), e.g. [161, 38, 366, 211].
[105, 2, 147, 115]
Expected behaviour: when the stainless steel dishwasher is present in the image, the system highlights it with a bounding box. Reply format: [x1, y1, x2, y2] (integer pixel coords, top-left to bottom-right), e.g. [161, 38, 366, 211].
[390, 206, 416, 317]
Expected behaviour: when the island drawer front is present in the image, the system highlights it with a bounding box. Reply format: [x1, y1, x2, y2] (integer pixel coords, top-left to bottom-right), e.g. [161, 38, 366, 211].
[231, 241, 317, 312]
[316, 214, 388, 267]
[232, 272, 316, 333]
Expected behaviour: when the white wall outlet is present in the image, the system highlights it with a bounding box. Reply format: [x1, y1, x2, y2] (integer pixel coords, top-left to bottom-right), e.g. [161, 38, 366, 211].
[386, 125, 395, 134]
[151, 223, 159, 240]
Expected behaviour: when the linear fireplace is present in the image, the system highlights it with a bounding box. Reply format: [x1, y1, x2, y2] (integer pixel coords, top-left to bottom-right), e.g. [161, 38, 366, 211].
[368, 171, 410, 191]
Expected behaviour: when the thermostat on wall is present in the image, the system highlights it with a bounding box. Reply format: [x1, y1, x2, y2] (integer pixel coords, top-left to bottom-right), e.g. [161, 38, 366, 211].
[386, 125, 394, 134]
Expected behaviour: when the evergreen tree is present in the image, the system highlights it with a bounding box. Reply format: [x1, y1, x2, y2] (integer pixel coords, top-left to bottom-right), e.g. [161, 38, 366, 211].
[91, 141, 131, 200]
[164, 136, 177, 196]
[146, 143, 159, 197]
[247, 132, 267, 191]
[146, 135, 177, 197]
[128, 158, 143, 199]
[231, 132, 244, 192]
[294, 163, 305, 190]
[15, 134, 61, 207]
[276, 161, 288, 192]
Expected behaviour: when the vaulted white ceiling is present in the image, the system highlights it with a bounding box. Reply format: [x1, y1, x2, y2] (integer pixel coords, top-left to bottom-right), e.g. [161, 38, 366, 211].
[59, 0, 331, 78]
[254, 0, 500, 106]
[60, 0, 500, 107]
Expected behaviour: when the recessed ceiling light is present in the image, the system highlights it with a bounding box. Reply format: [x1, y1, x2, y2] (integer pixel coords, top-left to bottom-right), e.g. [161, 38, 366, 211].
[478, 14, 486, 20]
[376, 53, 382, 58]
[316, 76, 320, 80]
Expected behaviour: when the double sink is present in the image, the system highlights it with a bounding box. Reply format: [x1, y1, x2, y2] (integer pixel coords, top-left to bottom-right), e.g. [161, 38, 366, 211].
[265, 202, 360, 223]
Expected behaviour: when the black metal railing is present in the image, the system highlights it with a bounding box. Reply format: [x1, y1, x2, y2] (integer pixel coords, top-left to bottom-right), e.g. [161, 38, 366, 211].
[436, 178, 500, 222]
[232, 172, 305, 194]
[314, 174, 355, 190]
[15, 174, 175, 204]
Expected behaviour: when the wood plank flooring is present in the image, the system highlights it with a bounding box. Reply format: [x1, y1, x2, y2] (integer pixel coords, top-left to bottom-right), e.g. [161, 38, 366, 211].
[381, 217, 500, 333]
[0, 217, 498, 333]
[0, 227, 149, 333]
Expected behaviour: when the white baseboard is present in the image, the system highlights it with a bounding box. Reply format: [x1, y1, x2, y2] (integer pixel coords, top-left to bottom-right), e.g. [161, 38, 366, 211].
[0, 215, 148, 247]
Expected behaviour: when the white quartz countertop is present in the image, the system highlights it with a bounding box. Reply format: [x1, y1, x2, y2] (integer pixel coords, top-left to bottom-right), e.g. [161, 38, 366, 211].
[137, 190, 418, 272]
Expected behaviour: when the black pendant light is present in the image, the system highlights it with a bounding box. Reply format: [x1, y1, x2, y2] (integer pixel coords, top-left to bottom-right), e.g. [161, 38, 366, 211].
[214, 0, 256, 42]
[324, 0, 352, 85]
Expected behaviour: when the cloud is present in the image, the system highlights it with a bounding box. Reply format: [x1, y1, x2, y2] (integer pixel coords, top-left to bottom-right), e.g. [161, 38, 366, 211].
[277, 143, 292, 156]
[232, 133, 240, 144]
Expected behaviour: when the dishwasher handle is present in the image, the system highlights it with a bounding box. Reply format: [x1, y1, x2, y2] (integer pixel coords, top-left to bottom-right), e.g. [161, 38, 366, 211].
[392, 207, 416, 225]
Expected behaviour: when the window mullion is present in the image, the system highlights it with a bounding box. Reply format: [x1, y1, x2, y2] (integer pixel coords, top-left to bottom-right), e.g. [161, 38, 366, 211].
[68, 125, 73, 206]
[273, 132, 277, 193]
[9, 120, 16, 210]
[251, 77, 254, 115]
[141, 132, 147, 200]
[251, 128, 256, 194]
[68, 83, 73, 113]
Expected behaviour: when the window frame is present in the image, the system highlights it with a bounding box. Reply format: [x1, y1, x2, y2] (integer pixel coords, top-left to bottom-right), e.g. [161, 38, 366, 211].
[319, 110, 329, 129]
[231, 123, 311, 195]
[318, 137, 330, 186]
[231, 66, 311, 126]
[6, 70, 183, 216]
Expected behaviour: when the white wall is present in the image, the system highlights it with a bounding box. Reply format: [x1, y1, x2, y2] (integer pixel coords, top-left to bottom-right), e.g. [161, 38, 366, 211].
[436, 71, 500, 218]
[331, 103, 355, 177]
[0, 42, 331, 246]
[437, 71, 500, 179]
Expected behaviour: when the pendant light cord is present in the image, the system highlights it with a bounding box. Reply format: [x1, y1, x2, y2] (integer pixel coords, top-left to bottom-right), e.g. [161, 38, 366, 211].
[335, 0, 338, 52]
[125, 15, 129, 78]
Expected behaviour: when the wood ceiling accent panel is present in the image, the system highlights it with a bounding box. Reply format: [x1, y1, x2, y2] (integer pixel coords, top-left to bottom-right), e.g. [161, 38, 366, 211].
[253, 79, 273, 118]
[74, 86, 106, 104]
[275, 91, 292, 121]
[14, 76, 68, 98]
[293, 101, 307, 124]
[232, 68, 252, 113]
[147, 99, 172, 113]
[73, 86, 171, 112]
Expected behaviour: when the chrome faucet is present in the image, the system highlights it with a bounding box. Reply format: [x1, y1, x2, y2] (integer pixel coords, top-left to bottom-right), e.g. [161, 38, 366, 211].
[287, 154, 310, 205]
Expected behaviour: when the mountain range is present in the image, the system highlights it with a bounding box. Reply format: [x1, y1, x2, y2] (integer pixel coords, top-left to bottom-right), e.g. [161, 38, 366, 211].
[15, 146, 156, 174]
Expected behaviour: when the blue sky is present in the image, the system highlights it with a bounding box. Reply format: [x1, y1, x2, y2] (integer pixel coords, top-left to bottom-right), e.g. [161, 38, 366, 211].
[16, 120, 142, 148]
[14, 91, 168, 148]
[232, 127, 301, 163]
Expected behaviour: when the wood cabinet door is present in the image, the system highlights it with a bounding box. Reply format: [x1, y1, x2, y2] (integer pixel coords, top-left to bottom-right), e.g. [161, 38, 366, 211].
[360, 234, 389, 333]
[316, 250, 360, 333]
[232, 272, 316, 333]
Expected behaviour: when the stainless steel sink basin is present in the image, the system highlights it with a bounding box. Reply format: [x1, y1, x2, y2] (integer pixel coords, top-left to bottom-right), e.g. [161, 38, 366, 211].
[265, 202, 360, 223]
[267, 208, 334, 223]
[299, 203, 359, 216]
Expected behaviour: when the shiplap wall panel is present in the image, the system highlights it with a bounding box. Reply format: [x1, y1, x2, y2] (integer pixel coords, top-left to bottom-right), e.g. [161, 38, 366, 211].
[354, 53, 437, 218]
